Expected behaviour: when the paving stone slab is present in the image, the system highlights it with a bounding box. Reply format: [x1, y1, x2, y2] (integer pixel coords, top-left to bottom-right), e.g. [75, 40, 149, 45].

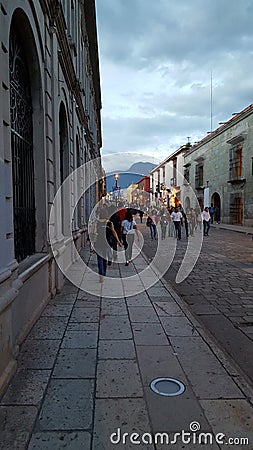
[0, 405, 38, 450]
[41, 304, 73, 317]
[132, 323, 169, 345]
[28, 431, 91, 450]
[1, 369, 51, 406]
[18, 339, 61, 369]
[101, 285, 125, 298]
[75, 299, 100, 308]
[100, 315, 132, 340]
[28, 317, 68, 340]
[147, 287, 171, 297]
[200, 399, 253, 446]
[54, 294, 77, 304]
[70, 307, 100, 323]
[77, 292, 100, 301]
[160, 316, 199, 337]
[171, 337, 244, 399]
[126, 294, 152, 307]
[60, 286, 79, 295]
[67, 322, 99, 331]
[61, 330, 98, 349]
[38, 379, 94, 430]
[92, 398, 154, 450]
[153, 301, 184, 317]
[98, 340, 136, 359]
[52, 348, 97, 378]
[96, 360, 143, 398]
[144, 387, 211, 433]
[101, 298, 128, 316]
[128, 306, 159, 323]
[136, 345, 187, 387]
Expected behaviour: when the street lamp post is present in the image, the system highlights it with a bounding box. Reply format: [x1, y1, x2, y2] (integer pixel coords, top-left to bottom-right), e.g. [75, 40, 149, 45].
[114, 173, 119, 205]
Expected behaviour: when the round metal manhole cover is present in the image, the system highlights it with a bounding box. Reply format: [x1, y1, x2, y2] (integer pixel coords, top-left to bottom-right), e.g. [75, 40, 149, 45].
[150, 377, 185, 397]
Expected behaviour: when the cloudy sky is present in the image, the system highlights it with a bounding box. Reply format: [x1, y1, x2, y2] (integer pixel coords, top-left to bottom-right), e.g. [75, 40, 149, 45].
[95, 0, 253, 172]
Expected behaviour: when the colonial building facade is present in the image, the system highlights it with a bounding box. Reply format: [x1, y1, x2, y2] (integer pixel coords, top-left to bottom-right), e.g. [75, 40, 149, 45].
[150, 145, 188, 208]
[183, 104, 253, 226]
[0, 0, 102, 392]
[131, 176, 150, 207]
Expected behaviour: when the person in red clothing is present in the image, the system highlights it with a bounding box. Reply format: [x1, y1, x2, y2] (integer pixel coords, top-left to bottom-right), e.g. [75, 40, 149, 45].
[116, 203, 127, 221]
[116, 203, 127, 240]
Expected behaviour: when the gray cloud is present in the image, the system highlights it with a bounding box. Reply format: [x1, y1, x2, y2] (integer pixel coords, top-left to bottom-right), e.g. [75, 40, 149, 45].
[96, 0, 253, 170]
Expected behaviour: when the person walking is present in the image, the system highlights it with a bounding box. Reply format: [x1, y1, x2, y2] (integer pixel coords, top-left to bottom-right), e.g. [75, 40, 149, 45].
[159, 214, 169, 239]
[171, 206, 183, 240]
[108, 205, 121, 262]
[202, 206, 211, 236]
[209, 203, 215, 224]
[196, 210, 202, 231]
[167, 207, 175, 237]
[121, 210, 139, 266]
[94, 206, 122, 283]
[139, 209, 144, 223]
[147, 211, 157, 240]
[182, 209, 189, 238]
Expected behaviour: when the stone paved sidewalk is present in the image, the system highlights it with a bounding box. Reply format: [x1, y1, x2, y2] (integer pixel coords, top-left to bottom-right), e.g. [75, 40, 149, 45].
[1, 246, 253, 450]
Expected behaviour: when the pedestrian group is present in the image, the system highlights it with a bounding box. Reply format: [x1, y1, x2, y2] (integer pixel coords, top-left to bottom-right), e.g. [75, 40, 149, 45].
[91, 202, 214, 282]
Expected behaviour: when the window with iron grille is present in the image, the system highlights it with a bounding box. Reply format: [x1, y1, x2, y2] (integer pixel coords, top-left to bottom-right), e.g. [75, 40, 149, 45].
[195, 164, 203, 188]
[9, 27, 35, 262]
[229, 146, 242, 180]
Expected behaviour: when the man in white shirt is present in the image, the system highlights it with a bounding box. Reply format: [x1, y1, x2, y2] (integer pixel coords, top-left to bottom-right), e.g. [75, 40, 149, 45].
[171, 207, 183, 240]
[201, 207, 211, 236]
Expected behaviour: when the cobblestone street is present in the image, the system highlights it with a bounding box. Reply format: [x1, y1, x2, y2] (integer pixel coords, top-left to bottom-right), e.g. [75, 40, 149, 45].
[142, 222, 253, 384]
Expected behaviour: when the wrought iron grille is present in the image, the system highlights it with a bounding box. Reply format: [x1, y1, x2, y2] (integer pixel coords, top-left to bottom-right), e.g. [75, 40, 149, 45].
[229, 147, 242, 180]
[195, 164, 203, 188]
[9, 28, 35, 262]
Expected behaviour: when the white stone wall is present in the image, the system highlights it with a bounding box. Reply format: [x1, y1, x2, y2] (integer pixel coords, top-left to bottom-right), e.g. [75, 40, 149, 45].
[0, 0, 102, 393]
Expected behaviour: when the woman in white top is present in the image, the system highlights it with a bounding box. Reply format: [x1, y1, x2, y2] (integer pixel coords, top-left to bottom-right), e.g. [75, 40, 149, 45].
[121, 210, 138, 266]
[201, 207, 211, 236]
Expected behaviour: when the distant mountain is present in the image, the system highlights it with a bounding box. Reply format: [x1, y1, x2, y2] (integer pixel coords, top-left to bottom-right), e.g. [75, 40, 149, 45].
[106, 161, 156, 192]
[127, 161, 156, 175]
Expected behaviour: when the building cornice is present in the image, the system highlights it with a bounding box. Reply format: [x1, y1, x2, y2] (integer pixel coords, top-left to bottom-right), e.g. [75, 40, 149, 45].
[185, 103, 253, 157]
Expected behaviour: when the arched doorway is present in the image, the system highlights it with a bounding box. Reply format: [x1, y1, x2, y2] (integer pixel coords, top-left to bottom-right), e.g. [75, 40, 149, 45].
[9, 22, 35, 262]
[211, 192, 221, 223]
